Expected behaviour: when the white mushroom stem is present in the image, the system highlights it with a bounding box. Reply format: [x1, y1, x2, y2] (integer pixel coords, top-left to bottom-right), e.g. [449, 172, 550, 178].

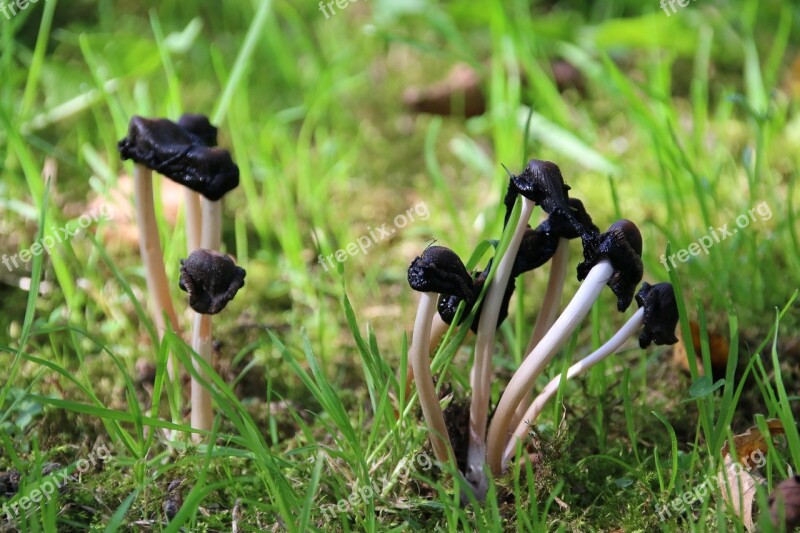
[133, 164, 182, 380]
[466, 199, 536, 496]
[190, 198, 222, 441]
[409, 292, 454, 464]
[184, 190, 202, 251]
[486, 258, 615, 475]
[502, 307, 644, 468]
[511, 237, 570, 428]
[428, 313, 451, 353]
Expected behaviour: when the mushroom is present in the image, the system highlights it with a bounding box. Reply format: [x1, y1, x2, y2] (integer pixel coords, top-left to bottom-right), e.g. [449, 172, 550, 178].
[485, 219, 643, 476]
[176, 113, 219, 251]
[465, 160, 594, 496]
[503, 282, 678, 467]
[119, 114, 239, 429]
[511, 198, 599, 428]
[407, 245, 474, 464]
[179, 249, 246, 437]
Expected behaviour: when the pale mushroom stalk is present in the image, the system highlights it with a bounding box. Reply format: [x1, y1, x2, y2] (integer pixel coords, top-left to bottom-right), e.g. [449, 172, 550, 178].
[133, 164, 182, 380]
[485, 259, 615, 475]
[406, 246, 474, 467]
[185, 191, 202, 251]
[487, 215, 647, 477]
[527, 237, 570, 353]
[503, 280, 679, 468]
[409, 292, 453, 464]
[510, 237, 570, 429]
[503, 307, 644, 467]
[190, 199, 222, 439]
[466, 198, 535, 496]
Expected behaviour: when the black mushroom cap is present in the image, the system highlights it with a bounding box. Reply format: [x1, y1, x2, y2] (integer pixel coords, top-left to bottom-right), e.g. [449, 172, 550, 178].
[179, 249, 246, 314]
[577, 219, 644, 312]
[511, 160, 571, 211]
[408, 246, 474, 299]
[511, 227, 560, 278]
[503, 161, 597, 246]
[512, 198, 600, 279]
[177, 113, 218, 147]
[118, 116, 240, 201]
[437, 268, 514, 333]
[635, 282, 679, 348]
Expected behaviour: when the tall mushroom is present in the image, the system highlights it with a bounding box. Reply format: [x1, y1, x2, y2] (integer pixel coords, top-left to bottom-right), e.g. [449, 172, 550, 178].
[511, 198, 599, 428]
[119, 115, 239, 381]
[503, 282, 678, 467]
[466, 160, 594, 496]
[179, 249, 246, 437]
[407, 246, 474, 464]
[485, 219, 643, 475]
[177, 113, 219, 252]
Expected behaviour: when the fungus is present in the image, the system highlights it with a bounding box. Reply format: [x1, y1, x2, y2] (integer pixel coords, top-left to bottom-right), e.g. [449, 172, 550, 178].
[177, 113, 219, 251]
[407, 246, 474, 464]
[485, 219, 644, 475]
[503, 282, 678, 467]
[118, 116, 239, 369]
[512, 198, 599, 427]
[466, 160, 594, 497]
[179, 249, 246, 436]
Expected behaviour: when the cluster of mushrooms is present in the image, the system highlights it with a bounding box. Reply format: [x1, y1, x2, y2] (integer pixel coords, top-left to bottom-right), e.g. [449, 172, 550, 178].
[118, 114, 246, 440]
[407, 160, 680, 500]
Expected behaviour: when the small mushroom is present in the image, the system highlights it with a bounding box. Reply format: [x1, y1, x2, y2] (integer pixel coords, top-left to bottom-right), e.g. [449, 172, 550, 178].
[485, 219, 644, 476]
[407, 246, 473, 464]
[769, 476, 800, 531]
[179, 249, 246, 437]
[179, 249, 246, 315]
[504, 282, 679, 467]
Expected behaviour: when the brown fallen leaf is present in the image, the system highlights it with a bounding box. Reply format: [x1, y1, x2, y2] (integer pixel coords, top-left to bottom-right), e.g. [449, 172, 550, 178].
[672, 320, 730, 375]
[718, 454, 763, 531]
[403, 63, 486, 118]
[718, 419, 786, 530]
[403, 60, 585, 118]
[721, 419, 785, 461]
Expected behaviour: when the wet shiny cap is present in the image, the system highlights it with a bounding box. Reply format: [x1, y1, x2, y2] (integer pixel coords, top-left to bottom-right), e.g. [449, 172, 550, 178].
[635, 282, 679, 348]
[178, 113, 218, 147]
[408, 246, 474, 300]
[510, 160, 571, 214]
[179, 249, 246, 314]
[119, 116, 239, 201]
[577, 219, 644, 311]
[437, 267, 514, 333]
